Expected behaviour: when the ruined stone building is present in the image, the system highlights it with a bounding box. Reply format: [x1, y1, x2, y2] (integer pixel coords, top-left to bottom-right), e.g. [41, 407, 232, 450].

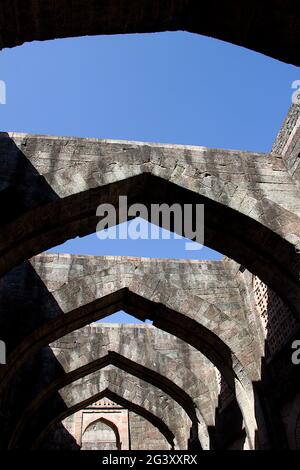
[0, 1, 299, 450]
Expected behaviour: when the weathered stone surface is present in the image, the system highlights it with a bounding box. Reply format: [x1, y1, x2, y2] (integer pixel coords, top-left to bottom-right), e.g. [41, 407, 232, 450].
[272, 105, 300, 187]
[0, 253, 270, 450]
[0, 27, 299, 450]
[0, 254, 259, 388]
[47, 397, 171, 451]
[33, 368, 191, 450]
[10, 323, 217, 450]
[128, 411, 170, 450]
[0, 130, 299, 319]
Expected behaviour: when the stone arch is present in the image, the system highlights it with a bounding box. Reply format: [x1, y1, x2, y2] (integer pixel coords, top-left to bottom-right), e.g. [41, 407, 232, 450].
[49, 323, 216, 425]
[2, 269, 259, 449]
[103, 390, 175, 450]
[1, 269, 258, 387]
[11, 336, 213, 450]
[0, 134, 299, 319]
[0, 1, 298, 453]
[9, 354, 201, 449]
[35, 387, 177, 450]
[0, 1, 299, 65]
[28, 366, 193, 450]
[81, 417, 121, 450]
[81, 416, 121, 450]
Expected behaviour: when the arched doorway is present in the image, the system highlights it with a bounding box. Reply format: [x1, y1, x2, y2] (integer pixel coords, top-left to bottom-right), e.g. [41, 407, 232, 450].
[81, 417, 121, 450]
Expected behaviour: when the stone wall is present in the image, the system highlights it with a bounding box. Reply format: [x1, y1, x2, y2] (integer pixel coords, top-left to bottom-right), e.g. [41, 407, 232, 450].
[272, 104, 300, 186]
[0, 131, 299, 322]
[1, 249, 299, 450]
[129, 412, 169, 450]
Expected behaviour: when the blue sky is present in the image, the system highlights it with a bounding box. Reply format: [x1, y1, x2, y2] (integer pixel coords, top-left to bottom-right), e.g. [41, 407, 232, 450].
[0, 32, 298, 322]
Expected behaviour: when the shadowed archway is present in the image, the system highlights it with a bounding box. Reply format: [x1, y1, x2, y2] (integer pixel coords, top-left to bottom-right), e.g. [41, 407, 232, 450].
[36, 388, 177, 450]
[0, 134, 299, 320]
[1, 264, 259, 450]
[15, 361, 196, 450]
[81, 416, 121, 450]
[0, 1, 299, 65]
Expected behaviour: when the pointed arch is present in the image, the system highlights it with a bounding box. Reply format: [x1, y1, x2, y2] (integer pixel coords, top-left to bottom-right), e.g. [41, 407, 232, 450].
[0, 1, 299, 65]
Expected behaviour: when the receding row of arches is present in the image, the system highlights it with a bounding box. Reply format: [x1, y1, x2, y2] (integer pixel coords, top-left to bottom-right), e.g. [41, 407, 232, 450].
[0, 140, 299, 448]
[0, 248, 297, 450]
[0, 4, 299, 450]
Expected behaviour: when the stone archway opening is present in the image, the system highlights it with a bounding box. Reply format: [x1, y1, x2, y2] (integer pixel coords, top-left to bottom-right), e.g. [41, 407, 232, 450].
[4, 280, 257, 451]
[0, 136, 299, 319]
[0, 0, 299, 453]
[81, 416, 121, 451]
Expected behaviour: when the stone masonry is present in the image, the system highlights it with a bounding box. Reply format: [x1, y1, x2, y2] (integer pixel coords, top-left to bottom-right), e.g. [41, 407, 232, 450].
[0, 3, 300, 451]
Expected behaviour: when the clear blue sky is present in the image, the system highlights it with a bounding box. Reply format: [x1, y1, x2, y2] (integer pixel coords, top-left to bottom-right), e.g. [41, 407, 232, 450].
[0, 32, 298, 322]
